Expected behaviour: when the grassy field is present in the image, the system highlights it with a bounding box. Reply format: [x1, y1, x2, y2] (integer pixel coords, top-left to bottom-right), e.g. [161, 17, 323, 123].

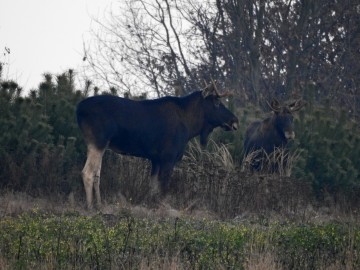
[0, 190, 360, 270]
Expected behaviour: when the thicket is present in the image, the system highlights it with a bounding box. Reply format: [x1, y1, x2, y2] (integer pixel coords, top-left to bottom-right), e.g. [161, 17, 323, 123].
[294, 103, 360, 199]
[0, 71, 359, 212]
[0, 212, 359, 269]
[0, 71, 85, 195]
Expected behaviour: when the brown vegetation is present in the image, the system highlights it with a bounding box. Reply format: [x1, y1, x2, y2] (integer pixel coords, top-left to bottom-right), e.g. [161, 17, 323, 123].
[0, 139, 357, 226]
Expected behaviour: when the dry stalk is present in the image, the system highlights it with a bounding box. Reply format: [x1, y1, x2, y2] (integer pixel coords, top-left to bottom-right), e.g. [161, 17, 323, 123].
[242, 148, 302, 176]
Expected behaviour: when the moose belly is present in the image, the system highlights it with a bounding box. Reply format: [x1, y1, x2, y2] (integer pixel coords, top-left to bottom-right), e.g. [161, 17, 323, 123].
[108, 134, 146, 157]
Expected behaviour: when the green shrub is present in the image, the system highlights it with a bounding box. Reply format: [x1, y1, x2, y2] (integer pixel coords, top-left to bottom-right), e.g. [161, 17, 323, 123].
[0, 213, 249, 269]
[0, 71, 85, 195]
[0, 213, 359, 269]
[293, 104, 360, 198]
[274, 224, 352, 269]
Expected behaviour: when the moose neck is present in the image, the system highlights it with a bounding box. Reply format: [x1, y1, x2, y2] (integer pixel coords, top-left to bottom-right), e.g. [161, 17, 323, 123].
[179, 91, 209, 142]
[271, 116, 288, 143]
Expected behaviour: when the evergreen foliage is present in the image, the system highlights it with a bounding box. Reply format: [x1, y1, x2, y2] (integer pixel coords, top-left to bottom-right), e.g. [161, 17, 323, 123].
[293, 103, 360, 198]
[0, 71, 85, 194]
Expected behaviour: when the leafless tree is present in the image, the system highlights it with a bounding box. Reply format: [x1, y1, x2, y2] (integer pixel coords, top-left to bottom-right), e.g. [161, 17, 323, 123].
[85, 0, 360, 119]
[85, 0, 208, 97]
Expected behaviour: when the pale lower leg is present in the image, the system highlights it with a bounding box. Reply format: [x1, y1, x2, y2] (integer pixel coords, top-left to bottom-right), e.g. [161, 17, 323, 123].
[82, 168, 94, 209]
[94, 166, 102, 208]
[149, 174, 160, 196]
[82, 145, 104, 209]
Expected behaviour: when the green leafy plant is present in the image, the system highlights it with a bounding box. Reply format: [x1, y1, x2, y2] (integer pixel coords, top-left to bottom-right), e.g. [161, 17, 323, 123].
[293, 104, 360, 198]
[0, 213, 359, 269]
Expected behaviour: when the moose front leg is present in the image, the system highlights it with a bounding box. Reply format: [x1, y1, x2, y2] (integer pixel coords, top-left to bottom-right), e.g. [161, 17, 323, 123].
[82, 145, 104, 209]
[94, 163, 102, 208]
[158, 161, 176, 194]
[149, 161, 160, 196]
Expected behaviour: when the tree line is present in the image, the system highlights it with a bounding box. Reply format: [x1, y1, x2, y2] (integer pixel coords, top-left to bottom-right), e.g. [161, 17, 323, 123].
[86, 0, 359, 120]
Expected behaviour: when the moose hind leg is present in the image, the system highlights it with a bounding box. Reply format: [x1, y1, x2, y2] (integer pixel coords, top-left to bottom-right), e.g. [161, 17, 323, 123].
[94, 163, 102, 208]
[158, 162, 175, 194]
[82, 145, 104, 209]
[149, 161, 160, 196]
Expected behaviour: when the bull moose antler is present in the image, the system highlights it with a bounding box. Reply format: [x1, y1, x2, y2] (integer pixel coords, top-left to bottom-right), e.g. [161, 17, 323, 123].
[202, 78, 233, 98]
[267, 98, 306, 113]
[288, 99, 307, 112]
[267, 98, 282, 112]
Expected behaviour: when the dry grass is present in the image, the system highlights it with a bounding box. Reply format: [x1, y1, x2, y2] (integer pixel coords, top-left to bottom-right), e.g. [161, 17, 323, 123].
[0, 191, 68, 217]
[242, 147, 302, 177]
[172, 140, 312, 219]
[0, 140, 358, 224]
[138, 252, 186, 270]
[245, 252, 281, 270]
[183, 139, 235, 171]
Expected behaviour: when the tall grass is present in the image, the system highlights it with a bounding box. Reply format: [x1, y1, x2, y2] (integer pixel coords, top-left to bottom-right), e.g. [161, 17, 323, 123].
[168, 139, 312, 218]
[241, 147, 302, 177]
[184, 139, 235, 171]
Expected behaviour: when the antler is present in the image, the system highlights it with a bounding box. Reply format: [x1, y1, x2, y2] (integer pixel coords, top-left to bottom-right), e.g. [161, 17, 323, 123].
[201, 80, 212, 97]
[288, 99, 307, 112]
[210, 78, 233, 98]
[267, 98, 282, 112]
[210, 78, 221, 97]
[267, 98, 306, 112]
[201, 78, 234, 98]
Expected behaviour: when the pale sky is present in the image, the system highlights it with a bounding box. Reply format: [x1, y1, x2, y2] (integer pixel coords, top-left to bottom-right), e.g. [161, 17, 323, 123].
[0, 0, 114, 91]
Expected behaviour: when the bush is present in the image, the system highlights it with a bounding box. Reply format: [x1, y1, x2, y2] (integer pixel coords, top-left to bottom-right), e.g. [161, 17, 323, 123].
[0, 71, 85, 195]
[293, 103, 360, 198]
[274, 224, 357, 269]
[0, 212, 359, 269]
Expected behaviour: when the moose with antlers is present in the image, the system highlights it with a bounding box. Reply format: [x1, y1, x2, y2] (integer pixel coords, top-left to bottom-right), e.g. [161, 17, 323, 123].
[243, 98, 306, 172]
[76, 81, 239, 209]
